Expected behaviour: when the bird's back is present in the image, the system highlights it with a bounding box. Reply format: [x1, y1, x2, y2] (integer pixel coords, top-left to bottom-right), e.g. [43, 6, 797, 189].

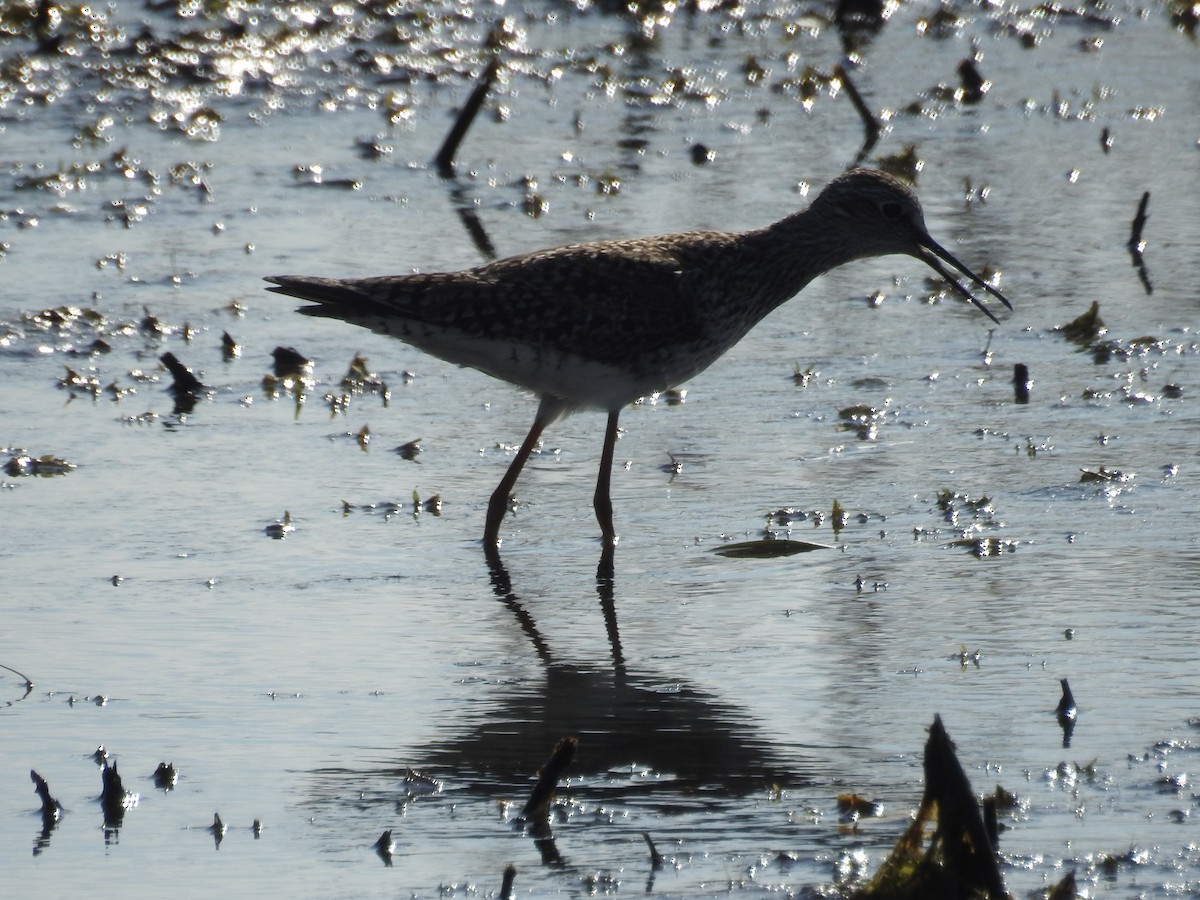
[268, 228, 769, 408]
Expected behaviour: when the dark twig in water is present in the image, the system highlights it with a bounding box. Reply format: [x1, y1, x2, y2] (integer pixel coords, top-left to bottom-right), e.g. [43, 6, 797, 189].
[1127, 191, 1152, 294]
[374, 829, 394, 866]
[1012, 363, 1030, 405]
[271, 346, 311, 379]
[152, 762, 178, 790]
[1056, 678, 1078, 748]
[160, 352, 204, 394]
[834, 65, 880, 165]
[435, 51, 500, 177]
[642, 831, 664, 870]
[1, 661, 34, 689]
[100, 760, 130, 828]
[1047, 870, 1078, 899]
[1056, 678, 1077, 722]
[1127, 191, 1150, 254]
[520, 737, 577, 825]
[31, 770, 63, 822]
[499, 863, 516, 899]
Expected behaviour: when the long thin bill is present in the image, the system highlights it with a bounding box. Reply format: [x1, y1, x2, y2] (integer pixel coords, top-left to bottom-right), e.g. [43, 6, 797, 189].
[918, 238, 1012, 325]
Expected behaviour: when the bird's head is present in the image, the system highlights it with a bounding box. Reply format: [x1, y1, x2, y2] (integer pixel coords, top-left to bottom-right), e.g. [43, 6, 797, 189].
[812, 168, 1012, 323]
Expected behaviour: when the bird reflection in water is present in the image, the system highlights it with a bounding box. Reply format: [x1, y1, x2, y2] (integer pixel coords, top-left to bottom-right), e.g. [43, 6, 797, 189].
[403, 544, 807, 865]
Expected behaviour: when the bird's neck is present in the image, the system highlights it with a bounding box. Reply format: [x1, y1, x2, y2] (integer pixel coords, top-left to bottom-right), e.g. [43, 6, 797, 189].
[738, 206, 862, 310]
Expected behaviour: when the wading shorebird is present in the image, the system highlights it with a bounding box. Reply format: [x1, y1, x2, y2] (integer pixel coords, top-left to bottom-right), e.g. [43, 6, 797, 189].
[267, 168, 1010, 549]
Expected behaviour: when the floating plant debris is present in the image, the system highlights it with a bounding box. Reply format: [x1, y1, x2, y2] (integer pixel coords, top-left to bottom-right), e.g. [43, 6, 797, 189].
[1079, 466, 1133, 483]
[58, 365, 102, 397]
[394, 438, 422, 460]
[874, 145, 922, 184]
[831, 499, 848, 532]
[264, 511, 295, 539]
[946, 536, 1018, 557]
[1057, 301, 1106, 344]
[340, 354, 389, 401]
[837, 793, 884, 821]
[4, 452, 75, 477]
[956, 57, 989, 104]
[838, 403, 891, 441]
[414, 490, 442, 516]
[152, 762, 178, 790]
[271, 346, 312, 380]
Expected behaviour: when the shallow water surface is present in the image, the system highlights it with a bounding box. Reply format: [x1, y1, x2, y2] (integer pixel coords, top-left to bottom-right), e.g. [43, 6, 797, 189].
[2, 1, 1200, 897]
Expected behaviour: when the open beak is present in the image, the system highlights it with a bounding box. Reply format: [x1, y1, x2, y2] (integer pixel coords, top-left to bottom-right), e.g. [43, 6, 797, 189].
[917, 237, 1012, 325]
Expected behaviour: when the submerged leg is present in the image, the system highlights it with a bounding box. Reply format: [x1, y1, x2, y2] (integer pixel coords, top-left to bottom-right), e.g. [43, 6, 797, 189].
[484, 398, 564, 549]
[593, 411, 620, 546]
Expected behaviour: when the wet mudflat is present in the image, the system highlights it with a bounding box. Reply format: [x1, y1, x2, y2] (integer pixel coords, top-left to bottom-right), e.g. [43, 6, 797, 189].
[2, 1, 1199, 897]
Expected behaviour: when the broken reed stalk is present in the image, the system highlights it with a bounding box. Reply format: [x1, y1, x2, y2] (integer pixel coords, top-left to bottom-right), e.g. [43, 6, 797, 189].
[31, 770, 60, 821]
[922, 715, 1007, 898]
[435, 56, 500, 177]
[855, 715, 1010, 899]
[834, 64, 881, 153]
[520, 737, 577, 823]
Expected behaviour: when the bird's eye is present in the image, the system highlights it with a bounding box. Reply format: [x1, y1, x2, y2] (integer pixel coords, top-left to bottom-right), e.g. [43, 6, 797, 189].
[880, 201, 904, 221]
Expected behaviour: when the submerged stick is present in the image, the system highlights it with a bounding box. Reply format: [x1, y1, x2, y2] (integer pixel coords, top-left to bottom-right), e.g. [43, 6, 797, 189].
[520, 737, 577, 823]
[435, 47, 501, 177]
[500, 863, 516, 900]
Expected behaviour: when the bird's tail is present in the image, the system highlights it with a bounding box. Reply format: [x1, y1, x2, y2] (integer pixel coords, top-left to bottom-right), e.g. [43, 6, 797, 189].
[264, 276, 374, 317]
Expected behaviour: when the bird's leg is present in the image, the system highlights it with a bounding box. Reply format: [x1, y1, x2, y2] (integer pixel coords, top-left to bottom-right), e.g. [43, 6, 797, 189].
[593, 411, 620, 546]
[484, 403, 558, 549]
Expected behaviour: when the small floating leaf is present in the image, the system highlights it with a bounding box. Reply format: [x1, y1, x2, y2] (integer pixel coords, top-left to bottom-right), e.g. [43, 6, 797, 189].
[712, 539, 834, 558]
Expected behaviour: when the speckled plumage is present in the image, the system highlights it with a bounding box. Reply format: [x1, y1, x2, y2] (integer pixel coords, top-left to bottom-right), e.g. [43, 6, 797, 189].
[266, 168, 1011, 548]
